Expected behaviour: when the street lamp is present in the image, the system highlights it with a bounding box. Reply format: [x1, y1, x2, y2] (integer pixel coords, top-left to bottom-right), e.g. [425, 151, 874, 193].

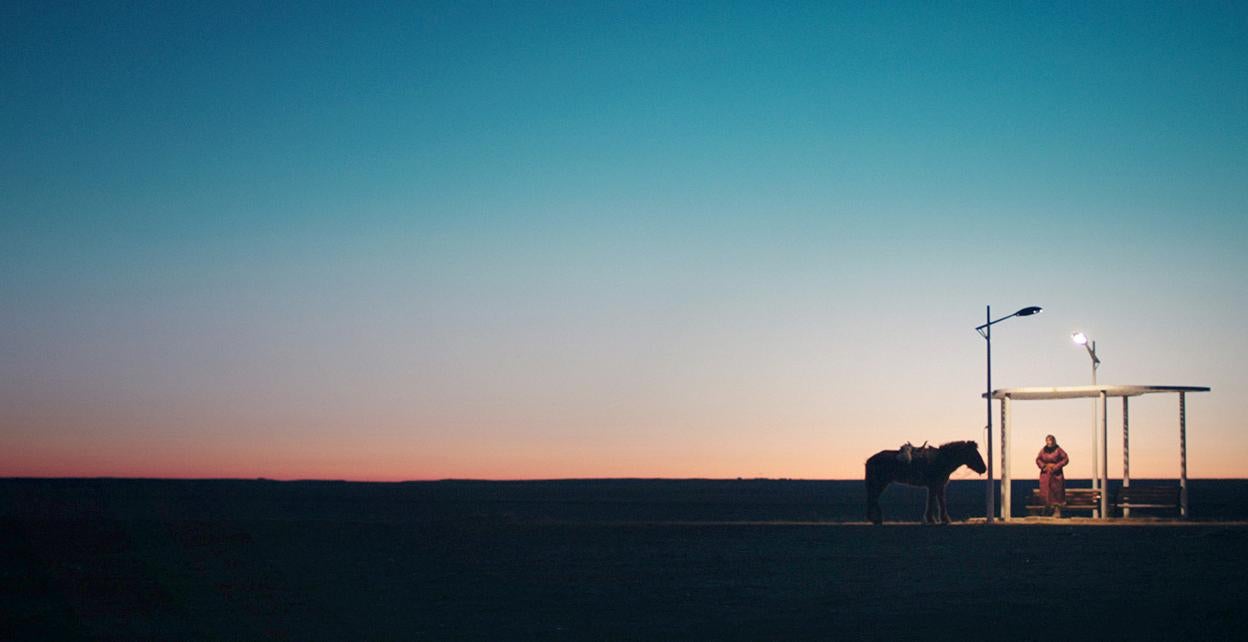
[976, 305, 1042, 523]
[1072, 331, 1102, 510]
[1071, 332, 1101, 380]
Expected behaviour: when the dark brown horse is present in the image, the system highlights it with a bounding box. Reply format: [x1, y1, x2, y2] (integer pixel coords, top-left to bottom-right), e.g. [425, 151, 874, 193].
[865, 440, 987, 524]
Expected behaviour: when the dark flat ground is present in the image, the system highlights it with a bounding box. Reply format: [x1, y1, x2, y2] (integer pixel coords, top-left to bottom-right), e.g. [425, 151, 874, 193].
[4, 478, 1247, 640]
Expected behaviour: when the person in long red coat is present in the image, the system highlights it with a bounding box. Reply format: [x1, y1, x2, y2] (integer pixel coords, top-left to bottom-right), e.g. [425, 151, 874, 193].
[1036, 434, 1070, 516]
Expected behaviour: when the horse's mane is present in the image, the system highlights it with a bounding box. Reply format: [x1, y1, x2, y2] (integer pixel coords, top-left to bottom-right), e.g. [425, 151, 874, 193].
[937, 440, 978, 452]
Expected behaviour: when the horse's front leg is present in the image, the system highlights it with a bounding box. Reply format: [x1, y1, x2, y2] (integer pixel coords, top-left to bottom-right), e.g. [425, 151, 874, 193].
[937, 483, 951, 524]
[923, 488, 938, 524]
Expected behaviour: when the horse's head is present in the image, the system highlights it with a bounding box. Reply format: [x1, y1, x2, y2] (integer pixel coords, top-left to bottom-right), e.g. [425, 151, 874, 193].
[940, 440, 987, 474]
[962, 441, 987, 474]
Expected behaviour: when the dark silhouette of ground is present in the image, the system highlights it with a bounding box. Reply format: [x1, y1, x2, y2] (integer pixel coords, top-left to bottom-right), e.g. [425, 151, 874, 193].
[3, 478, 1246, 639]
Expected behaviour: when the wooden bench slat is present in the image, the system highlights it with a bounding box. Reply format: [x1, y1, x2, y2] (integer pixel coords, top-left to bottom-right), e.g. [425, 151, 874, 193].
[1115, 487, 1180, 509]
[1024, 488, 1101, 514]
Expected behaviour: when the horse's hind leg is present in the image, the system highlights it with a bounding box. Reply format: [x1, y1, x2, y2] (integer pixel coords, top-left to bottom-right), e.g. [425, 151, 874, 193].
[867, 492, 883, 525]
[866, 468, 885, 524]
[867, 484, 884, 524]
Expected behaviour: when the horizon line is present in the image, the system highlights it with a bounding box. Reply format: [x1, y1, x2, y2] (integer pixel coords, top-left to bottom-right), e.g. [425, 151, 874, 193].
[4, 475, 1243, 483]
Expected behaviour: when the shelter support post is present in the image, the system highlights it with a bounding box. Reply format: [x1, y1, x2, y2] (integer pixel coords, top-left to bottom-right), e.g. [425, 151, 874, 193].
[1100, 391, 1108, 519]
[1180, 392, 1188, 519]
[1002, 395, 1011, 520]
[1123, 397, 1130, 518]
[1091, 391, 1099, 515]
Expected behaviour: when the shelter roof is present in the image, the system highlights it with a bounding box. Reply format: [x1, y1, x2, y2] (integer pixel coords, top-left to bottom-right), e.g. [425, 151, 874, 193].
[986, 385, 1211, 400]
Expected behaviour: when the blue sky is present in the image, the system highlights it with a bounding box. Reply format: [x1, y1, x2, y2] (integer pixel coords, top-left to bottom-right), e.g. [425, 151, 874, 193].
[3, 1, 1246, 479]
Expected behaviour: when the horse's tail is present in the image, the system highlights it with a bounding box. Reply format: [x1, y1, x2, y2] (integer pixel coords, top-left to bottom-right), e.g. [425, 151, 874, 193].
[866, 453, 896, 493]
[863, 453, 879, 485]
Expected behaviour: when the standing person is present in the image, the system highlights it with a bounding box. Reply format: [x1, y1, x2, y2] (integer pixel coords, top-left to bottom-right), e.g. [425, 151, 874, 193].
[1036, 435, 1070, 516]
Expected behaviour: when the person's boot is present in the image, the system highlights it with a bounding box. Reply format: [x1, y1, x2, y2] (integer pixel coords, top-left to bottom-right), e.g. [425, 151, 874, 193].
[1052, 505, 1062, 518]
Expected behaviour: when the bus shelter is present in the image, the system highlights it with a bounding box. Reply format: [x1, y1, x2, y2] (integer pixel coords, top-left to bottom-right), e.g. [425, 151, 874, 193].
[988, 385, 1210, 520]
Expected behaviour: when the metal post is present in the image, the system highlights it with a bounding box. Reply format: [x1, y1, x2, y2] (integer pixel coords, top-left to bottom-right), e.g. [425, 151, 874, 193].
[985, 305, 994, 523]
[1100, 390, 1108, 519]
[1180, 392, 1188, 519]
[1123, 397, 1130, 518]
[1002, 395, 1011, 521]
[1090, 353, 1098, 497]
[977, 305, 1041, 522]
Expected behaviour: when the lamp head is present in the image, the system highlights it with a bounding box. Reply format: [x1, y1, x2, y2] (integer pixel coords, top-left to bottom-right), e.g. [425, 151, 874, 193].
[1015, 306, 1043, 317]
[1072, 331, 1088, 346]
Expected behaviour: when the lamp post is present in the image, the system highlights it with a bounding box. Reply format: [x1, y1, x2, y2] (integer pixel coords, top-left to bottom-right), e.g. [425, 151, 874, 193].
[1072, 332, 1102, 513]
[976, 305, 1042, 523]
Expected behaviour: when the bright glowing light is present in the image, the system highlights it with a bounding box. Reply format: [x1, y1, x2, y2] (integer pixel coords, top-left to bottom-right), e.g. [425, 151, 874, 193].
[1072, 331, 1088, 345]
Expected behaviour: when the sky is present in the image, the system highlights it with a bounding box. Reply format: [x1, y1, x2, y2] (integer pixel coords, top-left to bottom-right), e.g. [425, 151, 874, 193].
[3, 1, 1246, 481]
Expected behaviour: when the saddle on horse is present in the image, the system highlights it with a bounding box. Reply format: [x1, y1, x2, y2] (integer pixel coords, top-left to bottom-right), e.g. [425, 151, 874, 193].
[896, 440, 931, 464]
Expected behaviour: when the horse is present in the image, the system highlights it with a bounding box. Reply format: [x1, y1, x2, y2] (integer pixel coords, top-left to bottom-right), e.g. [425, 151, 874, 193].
[865, 440, 987, 525]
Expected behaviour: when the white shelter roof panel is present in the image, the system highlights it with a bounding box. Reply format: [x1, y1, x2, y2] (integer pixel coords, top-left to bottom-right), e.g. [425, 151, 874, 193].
[986, 385, 1211, 400]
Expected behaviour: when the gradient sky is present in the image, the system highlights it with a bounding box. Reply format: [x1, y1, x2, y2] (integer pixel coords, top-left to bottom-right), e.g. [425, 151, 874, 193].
[3, 1, 1246, 480]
